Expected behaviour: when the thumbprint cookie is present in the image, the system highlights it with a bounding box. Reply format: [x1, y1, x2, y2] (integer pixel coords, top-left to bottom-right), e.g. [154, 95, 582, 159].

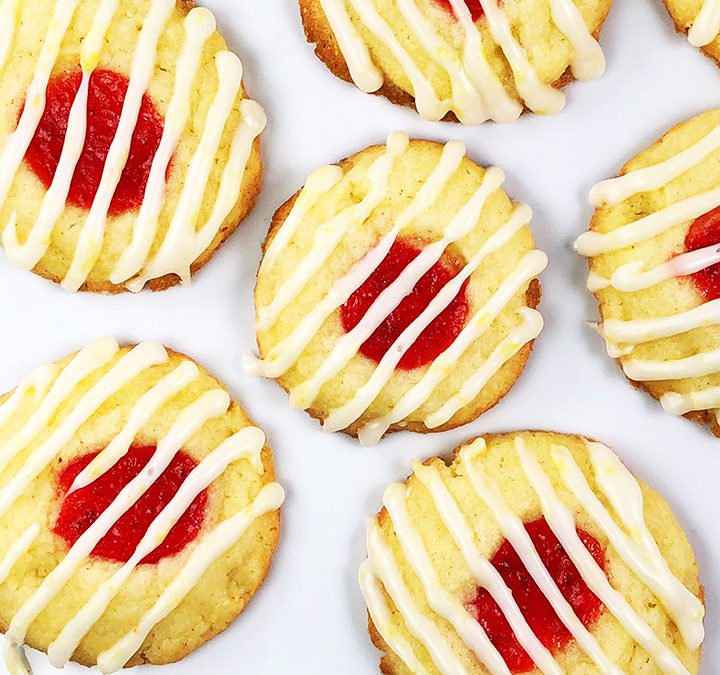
[0, 0, 265, 293]
[575, 109, 720, 436]
[664, 0, 720, 65]
[0, 338, 284, 673]
[247, 133, 547, 444]
[298, 0, 611, 124]
[360, 431, 705, 674]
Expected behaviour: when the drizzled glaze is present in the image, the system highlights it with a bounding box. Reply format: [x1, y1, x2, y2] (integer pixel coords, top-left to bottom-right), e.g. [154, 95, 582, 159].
[687, 0, 720, 47]
[314, 0, 605, 123]
[574, 116, 720, 422]
[0, 338, 284, 674]
[0, 1, 265, 292]
[360, 436, 703, 674]
[247, 134, 546, 443]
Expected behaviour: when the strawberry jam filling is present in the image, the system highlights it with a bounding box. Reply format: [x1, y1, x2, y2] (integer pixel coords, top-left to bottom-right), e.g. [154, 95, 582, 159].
[53, 446, 207, 565]
[23, 68, 165, 216]
[339, 239, 469, 370]
[435, 0, 486, 21]
[468, 518, 605, 673]
[684, 205, 720, 300]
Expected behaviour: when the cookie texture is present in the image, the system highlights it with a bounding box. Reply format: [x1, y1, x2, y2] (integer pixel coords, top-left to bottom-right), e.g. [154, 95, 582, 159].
[664, 0, 720, 66]
[299, 0, 612, 123]
[0, 0, 264, 293]
[361, 431, 705, 674]
[250, 134, 546, 443]
[0, 339, 283, 671]
[575, 109, 720, 437]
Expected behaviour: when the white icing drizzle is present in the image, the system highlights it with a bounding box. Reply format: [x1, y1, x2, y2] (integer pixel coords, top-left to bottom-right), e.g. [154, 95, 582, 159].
[516, 438, 691, 674]
[0, 339, 283, 673]
[0, 0, 20, 73]
[3, 0, 119, 271]
[384, 482, 510, 675]
[256, 131, 409, 333]
[288, 165, 506, 409]
[0, 0, 265, 291]
[109, 7, 217, 285]
[412, 461, 562, 674]
[458, 439, 620, 673]
[97, 482, 285, 673]
[365, 519, 469, 675]
[250, 136, 544, 443]
[317, 0, 603, 122]
[362, 436, 703, 673]
[359, 560, 431, 675]
[576, 118, 720, 419]
[688, 0, 720, 47]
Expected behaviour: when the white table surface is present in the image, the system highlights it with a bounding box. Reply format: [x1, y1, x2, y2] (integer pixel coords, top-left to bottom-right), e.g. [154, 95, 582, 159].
[1, 0, 719, 673]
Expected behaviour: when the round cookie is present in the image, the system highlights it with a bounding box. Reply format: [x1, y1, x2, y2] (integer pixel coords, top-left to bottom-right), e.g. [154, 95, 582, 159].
[663, 0, 720, 66]
[0, 0, 265, 293]
[298, 0, 611, 124]
[0, 338, 284, 672]
[248, 133, 547, 444]
[360, 431, 705, 674]
[575, 109, 720, 437]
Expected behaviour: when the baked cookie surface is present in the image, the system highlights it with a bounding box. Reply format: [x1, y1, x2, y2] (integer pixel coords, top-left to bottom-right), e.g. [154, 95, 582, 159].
[575, 109, 720, 436]
[299, 0, 611, 123]
[248, 134, 546, 444]
[0, 0, 265, 293]
[360, 431, 704, 674]
[664, 0, 720, 65]
[0, 338, 284, 673]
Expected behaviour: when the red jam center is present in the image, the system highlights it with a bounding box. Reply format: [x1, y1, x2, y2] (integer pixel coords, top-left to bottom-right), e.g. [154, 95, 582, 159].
[53, 446, 207, 565]
[339, 239, 469, 370]
[469, 518, 605, 673]
[23, 69, 165, 216]
[684, 205, 720, 301]
[435, 0, 486, 21]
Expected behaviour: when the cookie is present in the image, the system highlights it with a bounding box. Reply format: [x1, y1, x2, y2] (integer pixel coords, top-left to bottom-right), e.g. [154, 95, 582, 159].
[298, 0, 611, 124]
[248, 133, 546, 444]
[0, 0, 265, 293]
[664, 0, 720, 65]
[0, 338, 284, 673]
[360, 431, 704, 674]
[574, 109, 720, 436]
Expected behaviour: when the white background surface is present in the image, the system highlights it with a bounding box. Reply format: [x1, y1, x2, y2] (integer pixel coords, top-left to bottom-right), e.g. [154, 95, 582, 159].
[1, 0, 719, 672]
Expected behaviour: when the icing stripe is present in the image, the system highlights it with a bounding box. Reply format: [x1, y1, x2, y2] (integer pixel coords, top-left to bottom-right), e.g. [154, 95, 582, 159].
[256, 131, 409, 332]
[459, 440, 620, 673]
[516, 438, 691, 675]
[412, 461, 562, 674]
[317, 0, 602, 122]
[623, 346, 720, 381]
[590, 244, 720, 292]
[110, 7, 217, 285]
[689, 0, 720, 47]
[590, 123, 720, 208]
[96, 482, 285, 673]
[366, 520, 469, 675]
[661, 384, 720, 415]
[2, 0, 119, 271]
[62, 0, 175, 292]
[359, 561, 430, 674]
[425, 306, 542, 428]
[0, 523, 39, 585]
[0, 340, 282, 674]
[383, 483, 511, 675]
[47, 426, 266, 667]
[289, 164, 507, 411]
[249, 140, 466, 380]
[575, 186, 720, 256]
[0, 0, 20, 73]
